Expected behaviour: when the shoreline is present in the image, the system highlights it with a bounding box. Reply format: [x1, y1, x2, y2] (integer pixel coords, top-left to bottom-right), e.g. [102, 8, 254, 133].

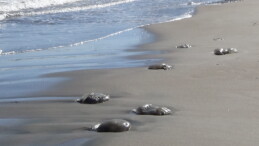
[2, 0, 259, 145]
[0, 1, 228, 100]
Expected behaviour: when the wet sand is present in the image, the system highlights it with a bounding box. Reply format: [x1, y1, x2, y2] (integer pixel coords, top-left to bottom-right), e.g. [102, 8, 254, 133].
[2, 0, 259, 145]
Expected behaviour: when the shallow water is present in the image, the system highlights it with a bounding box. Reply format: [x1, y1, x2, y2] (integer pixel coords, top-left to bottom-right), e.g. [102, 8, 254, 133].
[0, 0, 222, 98]
[0, 97, 76, 102]
[60, 138, 91, 146]
[0, 118, 26, 127]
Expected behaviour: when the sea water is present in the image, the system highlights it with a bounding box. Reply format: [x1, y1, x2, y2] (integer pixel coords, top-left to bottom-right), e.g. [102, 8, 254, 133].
[0, 0, 222, 98]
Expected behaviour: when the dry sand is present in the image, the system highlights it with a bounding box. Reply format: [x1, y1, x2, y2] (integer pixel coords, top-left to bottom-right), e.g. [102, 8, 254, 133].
[1, 0, 259, 145]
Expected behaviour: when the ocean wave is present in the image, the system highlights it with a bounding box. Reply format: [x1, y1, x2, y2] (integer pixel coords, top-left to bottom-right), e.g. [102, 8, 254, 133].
[186, 1, 202, 6]
[0, 11, 194, 56]
[0, 0, 136, 21]
[182, 0, 224, 6]
[0, 0, 80, 12]
[167, 13, 193, 22]
[0, 26, 138, 56]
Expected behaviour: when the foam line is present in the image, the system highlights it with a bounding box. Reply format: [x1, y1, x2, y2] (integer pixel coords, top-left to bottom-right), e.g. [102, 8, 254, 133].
[0, 0, 136, 20]
[0, 12, 194, 56]
[1, 0, 80, 12]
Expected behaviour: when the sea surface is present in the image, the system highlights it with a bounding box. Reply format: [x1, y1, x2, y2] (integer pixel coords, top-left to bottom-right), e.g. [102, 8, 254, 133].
[0, 0, 222, 98]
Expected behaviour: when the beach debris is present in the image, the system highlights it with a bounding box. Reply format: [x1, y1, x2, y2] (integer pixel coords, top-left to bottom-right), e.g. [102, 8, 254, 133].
[214, 48, 238, 55]
[148, 63, 173, 70]
[176, 44, 192, 49]
[132, 104, 172, 116]
[76, 92, 110, 104]
[91, 119, 131, 132]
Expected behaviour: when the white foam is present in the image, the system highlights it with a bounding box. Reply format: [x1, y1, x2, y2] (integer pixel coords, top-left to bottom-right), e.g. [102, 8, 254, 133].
[167, 13, 193, 22]
[24, 0, 136, 16]
[0, 13, 7, 21]
[0, 0, 81, 20]
[1, 51, 16, 55]
[0, 0, 80, 12]
[0, 0, 136, 20]
[70, 27, 136, 47]
[186, 1, 202, 6]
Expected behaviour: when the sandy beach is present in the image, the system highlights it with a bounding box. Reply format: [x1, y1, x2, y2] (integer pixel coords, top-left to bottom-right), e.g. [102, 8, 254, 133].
[1, 0, 259, 145]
